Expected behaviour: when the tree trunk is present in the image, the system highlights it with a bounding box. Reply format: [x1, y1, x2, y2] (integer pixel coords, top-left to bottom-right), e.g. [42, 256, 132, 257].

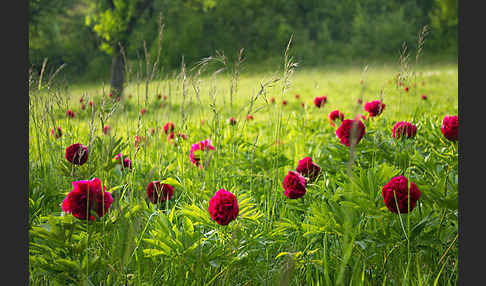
[110, 46, 125, 98]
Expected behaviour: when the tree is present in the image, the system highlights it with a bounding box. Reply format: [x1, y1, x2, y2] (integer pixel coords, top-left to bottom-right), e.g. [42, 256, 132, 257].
[85, 0, 154, 97]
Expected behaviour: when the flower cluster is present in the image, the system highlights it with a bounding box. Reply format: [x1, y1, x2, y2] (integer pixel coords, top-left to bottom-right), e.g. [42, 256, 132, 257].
[328, 110, 344, 127]
[146, 181, 174, 204]
[208, 189, 239, 225]
[382, 176, 421, 214]
[441, 115, 458, 141]
[336, 119, 366, 147]
[364, 100, 385, 117]
[62, 178, 113, 221]
[392, 121, 417, 139]
[65, 143, 89, 165]
[189, 139, 215, 167]
[314, 96, 327, 108]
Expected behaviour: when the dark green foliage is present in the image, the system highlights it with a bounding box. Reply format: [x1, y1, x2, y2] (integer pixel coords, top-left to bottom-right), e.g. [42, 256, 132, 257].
[29, 0, 457, 82]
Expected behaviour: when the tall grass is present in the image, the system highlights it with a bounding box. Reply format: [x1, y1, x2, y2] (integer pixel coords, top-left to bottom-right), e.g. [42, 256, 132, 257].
[29, 31, 458, 285]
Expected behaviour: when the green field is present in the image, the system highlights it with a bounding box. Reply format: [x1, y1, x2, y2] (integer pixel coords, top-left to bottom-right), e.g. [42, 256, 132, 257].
[29, 60, 458, 285]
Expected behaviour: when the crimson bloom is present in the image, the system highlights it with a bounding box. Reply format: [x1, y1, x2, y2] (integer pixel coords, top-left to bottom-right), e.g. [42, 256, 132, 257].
[62, 178, 113, 221]
[114, 153, 132, 169]
[441, 115, 458, 141]
[66, 110, 75, 118]
[296, 157, 321, 183]
[282, 100, 288, 106]
[228, 117, 237, 125]
[163, 122, 175, 134]
[89, 101, 93, 107]
[167, 132, 175, 141]
[392, 121, 417, 139]
[314, 96, 327, 108]
[140, 108, 147, 115]
[81, 103, 86, 110]
[301, 102, 305, 108]
[177, 133, 187, 140]
[190, 139, 214, 167]
[246, 114, 254, 121]
[336, 119, 366, 147]
[421, 94, 427, 100]
[65, 143, 89, 165]
[382, 176, 421, 214]
[157, 94, 162, 100]
[364, 100, 386, 117]
[146, 181, 174, 204]
[283, 171, 307, 199]
[404, 86, 409, 92]
[295, 94, 300, 99]
[328, 110, 344, 127]
[103, 125, 111, 135]
[51, 127, 62, 139]
[208, 189, 239, 225]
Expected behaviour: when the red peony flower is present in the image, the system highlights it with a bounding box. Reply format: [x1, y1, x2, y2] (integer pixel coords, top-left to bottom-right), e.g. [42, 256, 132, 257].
[114, 153, 132, 169]
[178, 133, 187, 140]
[296, 157, 321, 183]
[51, 127, 62, 139]
[81, 103, 86, 110]
[283, 171, 307, 199]
[190, 139, 214, 167]
[328, 110, 344, 127]
[167, 132, 175, 141]
[301, 102, 305, 108]
[65, 143, 89, 165]
[146, 181, 174, 204]
[336, 119, 366, 147]
[382, 176, 421, 214]
[228, 117, 237, 125]
[295, 94, 300, 99]
[140, 108, 147, 115]
[108, 93, 113, 98]
[103, 125, 111, 135]
[89, 100, 93, 107]
[66, 110, 75, 118]
[62, 178, 113, 221]
[364, 100, 386, 117]
[163, 122, 175, 134]
[282, 100, 288, 106]
[404, 86, 409, 92]
[441, 115, 458, 141]
[157, 94, 162, 100]
[116, 96, 121, 102]
[79, 97, 84, 103]
[421, 94, 427, 100]
[208, 189, 239, 225]
[314, 96, 327, 108]
[392, 121, 417, 139]
[246, 114, 254, 121]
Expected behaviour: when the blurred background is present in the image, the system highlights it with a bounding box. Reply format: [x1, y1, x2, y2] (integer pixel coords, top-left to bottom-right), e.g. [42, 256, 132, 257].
[29, 0, 458, 84]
